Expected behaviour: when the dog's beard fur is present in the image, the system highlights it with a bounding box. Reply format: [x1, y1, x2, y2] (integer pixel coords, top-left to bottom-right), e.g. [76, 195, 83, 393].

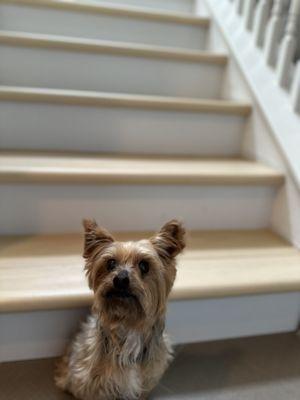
[55, 219, 185, 400]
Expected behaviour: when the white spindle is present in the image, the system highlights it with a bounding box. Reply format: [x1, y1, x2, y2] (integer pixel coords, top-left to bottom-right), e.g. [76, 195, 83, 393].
[264, 0, 287, 66]
[291, 60, 300, 112]
[236, 0, 245, 15]
[245, 0, 257, 30]
[277, 0, 300, 87]
[253, 0, 272, 47]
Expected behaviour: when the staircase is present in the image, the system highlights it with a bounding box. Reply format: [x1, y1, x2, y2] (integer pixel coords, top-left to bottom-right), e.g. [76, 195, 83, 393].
[1, 0, 300, 366]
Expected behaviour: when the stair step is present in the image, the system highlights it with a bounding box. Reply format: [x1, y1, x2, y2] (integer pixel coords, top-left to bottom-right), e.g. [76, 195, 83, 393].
[0, 31, 226, 63]
[0, 87, 250, 155]
[0, 0, 209, 49]
[0, 152, 283, 185]
[0, 86, 251, 114]
[0, 31, 227, 98]
[1, 230, 299, 313]
[0, 0, 206, 24]
[0, 152, 283, 234]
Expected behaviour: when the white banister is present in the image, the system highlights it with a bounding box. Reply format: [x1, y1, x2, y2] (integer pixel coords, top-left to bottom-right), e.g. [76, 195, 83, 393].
[253, 0, 272, 47]
[236, 0, 245, 15]
[219, 0, 300, 115]
[264, 0, 287, 66]
[277, 0, 300, 87]
[244, 0, 257, 30]
[291, 60, 300, 112]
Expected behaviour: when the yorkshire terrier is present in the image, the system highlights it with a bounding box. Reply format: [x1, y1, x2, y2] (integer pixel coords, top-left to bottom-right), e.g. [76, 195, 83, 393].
[55, 219, 185, 400]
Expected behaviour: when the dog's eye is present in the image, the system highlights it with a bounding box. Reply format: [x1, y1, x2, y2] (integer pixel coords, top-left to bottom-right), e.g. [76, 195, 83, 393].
[139, 260, 149, 275]
[107, 258, 117, 271]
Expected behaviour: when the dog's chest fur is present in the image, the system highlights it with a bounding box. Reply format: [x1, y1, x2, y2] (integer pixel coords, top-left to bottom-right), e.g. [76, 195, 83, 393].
[59, 314, 172, 400]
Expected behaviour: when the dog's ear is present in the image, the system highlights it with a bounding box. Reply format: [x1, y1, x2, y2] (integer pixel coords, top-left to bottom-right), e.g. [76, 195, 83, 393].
[150, 219, 185, 262]
[82, 219, 114, 259]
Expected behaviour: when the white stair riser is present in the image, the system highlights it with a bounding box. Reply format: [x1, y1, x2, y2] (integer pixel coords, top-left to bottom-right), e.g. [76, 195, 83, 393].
[94, 0, 195, 13]
[0, 102, 245, 155]
[0, 45, 224, 99]
[0, 183, 276, 235]
[2, 292, 300, 362]
[0, 4, 207, 49]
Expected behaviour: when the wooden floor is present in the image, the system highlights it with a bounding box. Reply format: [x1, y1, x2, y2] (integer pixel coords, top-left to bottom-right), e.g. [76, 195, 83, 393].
[1, 229, 300, 313]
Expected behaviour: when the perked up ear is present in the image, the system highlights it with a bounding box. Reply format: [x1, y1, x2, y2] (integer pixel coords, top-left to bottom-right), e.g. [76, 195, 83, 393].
[150, 219, 186, 262]
[82, 219, 114, 259]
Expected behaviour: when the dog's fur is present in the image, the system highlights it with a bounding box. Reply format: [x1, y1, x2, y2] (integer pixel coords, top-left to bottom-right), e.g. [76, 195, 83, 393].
[55, 219, 185, 400]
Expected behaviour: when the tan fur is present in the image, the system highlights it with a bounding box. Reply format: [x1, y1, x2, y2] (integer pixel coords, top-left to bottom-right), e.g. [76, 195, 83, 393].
[55, 219, 185, 400]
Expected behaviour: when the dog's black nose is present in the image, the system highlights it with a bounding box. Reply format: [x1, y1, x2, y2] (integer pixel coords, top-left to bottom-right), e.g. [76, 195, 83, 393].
[113, 270, 130, 290]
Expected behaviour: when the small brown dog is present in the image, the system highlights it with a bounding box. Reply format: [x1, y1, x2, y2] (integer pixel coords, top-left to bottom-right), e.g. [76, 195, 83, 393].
[55, 219, 185, 400]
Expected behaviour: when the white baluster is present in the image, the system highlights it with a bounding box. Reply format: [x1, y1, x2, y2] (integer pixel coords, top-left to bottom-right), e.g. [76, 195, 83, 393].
[264, 0, 287, 66]
[253, 0, 272, 47]
[291, 60, 300, 112]
[245, 0, 257, 30]
[236, 0, 245, 15]
[277, 0, 300, 87]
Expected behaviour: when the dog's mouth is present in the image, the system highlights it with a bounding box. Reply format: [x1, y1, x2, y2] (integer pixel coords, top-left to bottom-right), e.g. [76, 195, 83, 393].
[102, 288, 145, 324]
[105, 289, 138, 301]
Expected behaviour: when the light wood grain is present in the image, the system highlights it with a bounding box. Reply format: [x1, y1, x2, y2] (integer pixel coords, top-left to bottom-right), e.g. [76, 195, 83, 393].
[0, 0, 210, 25]
[1, 230, 300, 312]
[0, 31, 227, 64]
[0, 152, 284, 185]
[0, 86, 252, 115]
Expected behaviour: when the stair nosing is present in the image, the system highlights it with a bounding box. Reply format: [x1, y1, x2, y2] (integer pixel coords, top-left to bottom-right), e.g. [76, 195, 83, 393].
[4, 280, 300, 313]
[0, 30, 228, 64]
[0, 0, 210, 26]
[0, 86, 252, 115]
[0, 153, 284, 186]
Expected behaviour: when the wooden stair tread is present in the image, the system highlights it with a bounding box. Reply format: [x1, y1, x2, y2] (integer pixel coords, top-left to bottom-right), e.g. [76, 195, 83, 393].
[1, 230, 300, 312]
[0, 152, 284, 185]
[0, 30, 227, 64]
[0, 0, 210, 25]
[0, 86, 252, 115]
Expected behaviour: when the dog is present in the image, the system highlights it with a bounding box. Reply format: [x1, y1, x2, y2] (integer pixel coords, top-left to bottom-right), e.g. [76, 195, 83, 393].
[55, 219, 185, 400]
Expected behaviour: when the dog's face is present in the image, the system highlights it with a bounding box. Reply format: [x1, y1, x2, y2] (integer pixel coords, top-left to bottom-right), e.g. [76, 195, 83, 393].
[83, 219, 185, 329]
